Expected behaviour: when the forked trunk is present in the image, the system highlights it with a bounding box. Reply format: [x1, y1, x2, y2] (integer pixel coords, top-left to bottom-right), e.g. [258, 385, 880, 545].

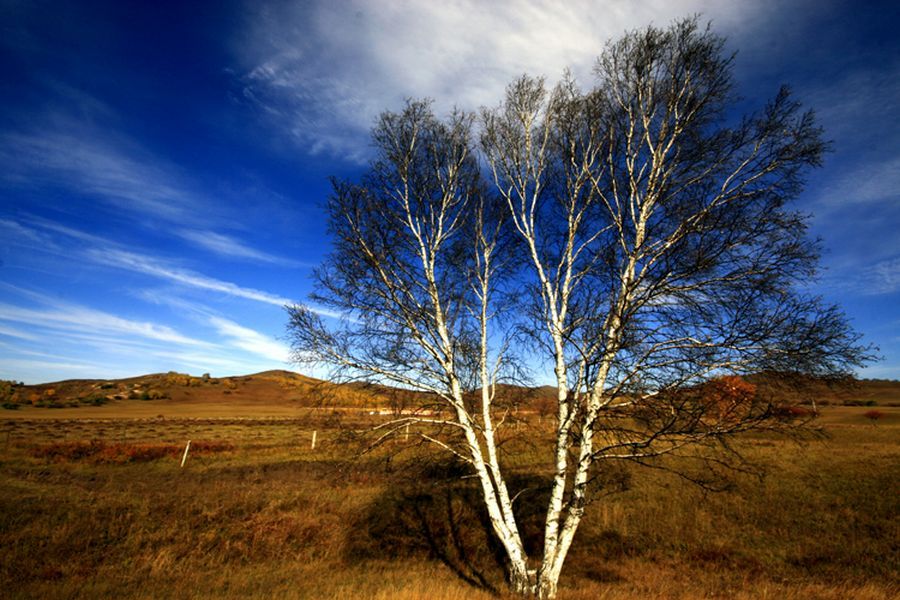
[508, 566, 559, 599]
[509, 569, 556, 600]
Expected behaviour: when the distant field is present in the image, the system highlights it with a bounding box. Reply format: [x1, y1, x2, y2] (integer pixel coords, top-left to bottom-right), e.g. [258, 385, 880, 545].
[1, 399, 898, 599]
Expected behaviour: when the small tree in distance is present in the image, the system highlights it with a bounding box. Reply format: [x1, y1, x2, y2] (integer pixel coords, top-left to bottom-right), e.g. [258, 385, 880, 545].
[287, 18, 871, 598]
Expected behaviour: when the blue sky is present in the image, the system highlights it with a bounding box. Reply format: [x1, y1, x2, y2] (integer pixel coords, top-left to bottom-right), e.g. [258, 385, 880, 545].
[1, 0, 898, 384]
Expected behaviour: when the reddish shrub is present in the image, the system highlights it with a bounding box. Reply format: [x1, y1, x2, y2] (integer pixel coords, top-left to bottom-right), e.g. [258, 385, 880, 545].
[863, 409, 885, 422]
[703, 376, 758, 420]
[33, 440, 105, 461]
[32, 440, 235, 463]
[190, 440, 235, 453]
[772, 405, 813, 420]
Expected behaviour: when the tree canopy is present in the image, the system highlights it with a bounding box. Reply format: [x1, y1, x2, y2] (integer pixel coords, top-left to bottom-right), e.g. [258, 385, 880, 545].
[287, 18, 871, 599]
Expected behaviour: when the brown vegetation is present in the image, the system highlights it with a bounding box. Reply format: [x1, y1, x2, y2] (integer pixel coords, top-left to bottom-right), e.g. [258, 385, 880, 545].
[1, 404, 897, 599]
[31, 440, 234, 463]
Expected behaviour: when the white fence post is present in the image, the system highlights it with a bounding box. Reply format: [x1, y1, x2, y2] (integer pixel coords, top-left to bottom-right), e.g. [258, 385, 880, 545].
[180, 440, 191, 467]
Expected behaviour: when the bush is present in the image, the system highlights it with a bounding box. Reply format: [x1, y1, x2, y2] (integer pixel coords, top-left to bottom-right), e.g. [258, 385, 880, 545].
[32, 440, 235, 463]
[773, 405, 813, 420]
[2, 402, 20, 410]
[0, 380, 17, 403]
[79, 395, 108, 406]
[863, 410, 884, 422]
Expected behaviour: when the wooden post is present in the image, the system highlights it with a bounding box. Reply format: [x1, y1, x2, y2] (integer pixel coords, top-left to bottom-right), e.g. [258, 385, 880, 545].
[180, 440, 191, 468]
[311, 430, 317, 450]
[405, 423, 410, 442]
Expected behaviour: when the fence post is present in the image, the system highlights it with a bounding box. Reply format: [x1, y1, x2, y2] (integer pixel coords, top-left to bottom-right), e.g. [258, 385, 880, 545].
[311, 430, 317, 450]
[180, 440, 191, 468]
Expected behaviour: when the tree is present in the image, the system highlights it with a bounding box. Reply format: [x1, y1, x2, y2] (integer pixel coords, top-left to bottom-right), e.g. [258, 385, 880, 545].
[287, 18, 871, 599]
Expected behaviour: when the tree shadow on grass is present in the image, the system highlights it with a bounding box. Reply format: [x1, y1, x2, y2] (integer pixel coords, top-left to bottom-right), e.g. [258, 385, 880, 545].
[345, 458, 552, 595]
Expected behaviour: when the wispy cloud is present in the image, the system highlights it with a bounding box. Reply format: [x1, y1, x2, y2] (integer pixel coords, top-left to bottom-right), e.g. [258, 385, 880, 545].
[87, 247, 297, 307]
[236, 0, 776, 160]
[2, 217, 337, 317]
[135, 291, 292, 363]
[0, 358, 135, 381]
[818, 254, 900, 297]
[815, 156, 900, 210]
[0, 287, 298, 382]
[866, 257, 900, 295]
[0, 126, 197, 222]
[0, 218, 58, 248]
[175, 228, 306, 267]
[84, 245, 339, 317]
[0, 112, 300, 267]
[0, 323, 40, 341]
[802, 56, 900, 148]
[0, 299, 208, 347]
[209, 316, 290, 363]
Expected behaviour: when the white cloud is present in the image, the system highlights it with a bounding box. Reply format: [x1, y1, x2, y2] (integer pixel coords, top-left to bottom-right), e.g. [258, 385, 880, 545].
[0, 126, 196, 221]
[0, 300, 208, 347]
[0, 358, 134, 382]
[802, 58, 900, 146]
[175, 228, 305, 267]
[815, 156, 900, 210]
[818, 254, 900, 297]
[85, 246, 341, 317]
[0, 323, 40, 341]
[867, 256, 900, 295]
[87, 247, 297, 307]
[1, 218, 337, 318]
[209, 316, 291, 363]
[0, 114, 306, 264]
[0, 288, 296, 382]
[0, 218, 59, 248]
[236, 0, 777, 160]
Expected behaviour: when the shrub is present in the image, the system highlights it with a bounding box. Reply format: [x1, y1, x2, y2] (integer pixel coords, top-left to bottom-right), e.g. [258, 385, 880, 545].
[32, 440, 235, 463]
[773, 405, 813, 420]
[2, 402, 20, 410]
[0, 379, 16, 403]
[703, 376, 758, 420]
[863, 410, 884, 422]
[165, 371, 194, 386]
[79, 395, 108, 406]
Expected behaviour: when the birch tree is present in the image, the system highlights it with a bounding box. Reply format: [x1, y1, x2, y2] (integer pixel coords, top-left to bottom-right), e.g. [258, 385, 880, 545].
[287, 18, 870, 599]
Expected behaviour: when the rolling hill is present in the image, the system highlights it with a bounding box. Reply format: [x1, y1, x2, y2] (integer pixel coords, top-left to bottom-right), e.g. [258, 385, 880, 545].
[1, 370, 898, 419]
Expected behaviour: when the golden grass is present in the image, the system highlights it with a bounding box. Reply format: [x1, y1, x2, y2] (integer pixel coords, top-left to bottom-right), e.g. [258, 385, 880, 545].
[1, 406, 897, 599]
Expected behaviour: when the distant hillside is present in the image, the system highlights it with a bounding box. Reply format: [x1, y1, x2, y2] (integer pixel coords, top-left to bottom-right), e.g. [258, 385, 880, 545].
[1, 371, 898, 414]
[748, 374, 900, 407]
[0, 370, 387, 412]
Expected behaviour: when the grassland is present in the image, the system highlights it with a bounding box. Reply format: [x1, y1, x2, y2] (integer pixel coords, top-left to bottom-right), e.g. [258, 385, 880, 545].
[1, 384, 898, 599]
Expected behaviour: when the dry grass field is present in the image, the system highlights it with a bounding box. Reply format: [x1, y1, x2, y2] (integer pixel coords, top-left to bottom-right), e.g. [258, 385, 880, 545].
[1, 376, 898, 599]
